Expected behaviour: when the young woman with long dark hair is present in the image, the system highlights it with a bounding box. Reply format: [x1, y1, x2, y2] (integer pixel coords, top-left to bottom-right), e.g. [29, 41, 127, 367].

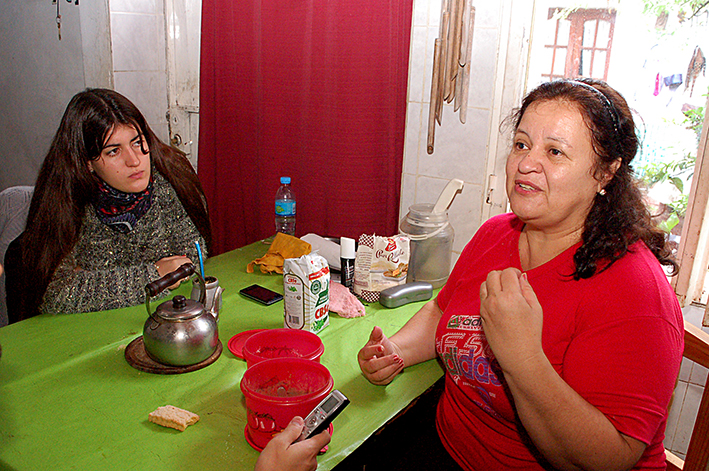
[5, 88, 211, 322]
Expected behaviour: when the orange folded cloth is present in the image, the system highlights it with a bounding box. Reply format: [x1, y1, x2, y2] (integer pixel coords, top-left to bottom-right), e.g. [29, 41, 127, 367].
[247, 233, 312, 274]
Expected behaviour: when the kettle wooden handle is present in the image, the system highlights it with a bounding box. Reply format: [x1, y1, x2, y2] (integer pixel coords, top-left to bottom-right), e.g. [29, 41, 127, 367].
[146, 263, 195, 297]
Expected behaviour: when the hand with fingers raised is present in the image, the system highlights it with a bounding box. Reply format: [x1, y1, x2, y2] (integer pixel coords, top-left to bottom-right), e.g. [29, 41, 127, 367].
[357, 326, 405, 385]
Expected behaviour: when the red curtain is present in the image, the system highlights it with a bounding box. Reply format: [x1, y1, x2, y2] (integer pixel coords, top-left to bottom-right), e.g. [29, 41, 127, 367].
[199, 0, 413, 254]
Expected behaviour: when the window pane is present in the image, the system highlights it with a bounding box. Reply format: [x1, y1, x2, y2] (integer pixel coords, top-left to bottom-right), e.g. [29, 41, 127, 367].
[596, 20, 611, 48]
[583, 20, 597, 47]
[544, 19, 558, 44]
[557, 19, 570, 46]
[581, 49, 591, 76]
[542, 46, 554, 74]
[593, 50, 607, 79]
[554, 47, 567, 75]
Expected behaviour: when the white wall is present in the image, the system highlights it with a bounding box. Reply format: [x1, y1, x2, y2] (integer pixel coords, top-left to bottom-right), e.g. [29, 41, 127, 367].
[0, 0, 168, 194]
[0, 1, 112, 191]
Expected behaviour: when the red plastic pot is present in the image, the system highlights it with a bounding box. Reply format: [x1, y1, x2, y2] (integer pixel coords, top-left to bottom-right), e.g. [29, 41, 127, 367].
[240, 357, 333, 450]
[242, 328, 324, 368]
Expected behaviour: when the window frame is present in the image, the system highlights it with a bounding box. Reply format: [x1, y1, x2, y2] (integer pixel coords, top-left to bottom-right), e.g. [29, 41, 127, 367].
[672, 93, 709, 323]
[542, 8, 616, 82]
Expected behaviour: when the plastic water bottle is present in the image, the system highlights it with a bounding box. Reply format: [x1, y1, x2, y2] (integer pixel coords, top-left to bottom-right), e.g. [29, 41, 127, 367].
[275, 176, 296, 235]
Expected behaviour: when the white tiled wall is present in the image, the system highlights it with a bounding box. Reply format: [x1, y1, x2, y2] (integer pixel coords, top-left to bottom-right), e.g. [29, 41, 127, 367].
[665, 304, 709, 460]
[109, 0, 169, 143]
[401, 0, 504, 266]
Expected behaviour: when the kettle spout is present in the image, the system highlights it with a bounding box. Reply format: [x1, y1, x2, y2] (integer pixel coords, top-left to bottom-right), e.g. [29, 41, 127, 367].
[210, 286, 225, 320]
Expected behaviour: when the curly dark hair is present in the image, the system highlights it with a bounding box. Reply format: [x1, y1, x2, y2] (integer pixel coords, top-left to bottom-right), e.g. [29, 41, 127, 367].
[510, 78, 677, 279]
[9, 88, 212, 319]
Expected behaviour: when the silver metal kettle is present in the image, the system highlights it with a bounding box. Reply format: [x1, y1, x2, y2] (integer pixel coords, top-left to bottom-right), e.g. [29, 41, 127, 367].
[142, 263, 219, 366]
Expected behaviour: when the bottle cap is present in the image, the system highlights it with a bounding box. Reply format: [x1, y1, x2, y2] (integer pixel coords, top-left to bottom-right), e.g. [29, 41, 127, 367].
[280, 176, 291, 184]
[340, 237, 356, 259]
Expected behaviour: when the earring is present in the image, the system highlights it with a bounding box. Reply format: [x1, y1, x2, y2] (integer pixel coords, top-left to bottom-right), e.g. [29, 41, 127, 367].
[597, 188, 607, 196]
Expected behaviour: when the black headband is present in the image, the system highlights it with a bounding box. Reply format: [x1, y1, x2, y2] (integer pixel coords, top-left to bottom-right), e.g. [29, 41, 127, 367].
[570, 80, 621, 135]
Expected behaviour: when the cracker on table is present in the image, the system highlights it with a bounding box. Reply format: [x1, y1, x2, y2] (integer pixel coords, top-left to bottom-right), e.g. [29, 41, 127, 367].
[148, 405, 200, 432]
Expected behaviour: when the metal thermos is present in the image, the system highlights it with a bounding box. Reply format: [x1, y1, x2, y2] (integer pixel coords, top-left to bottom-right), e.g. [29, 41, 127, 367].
[399, 203, 454, 288]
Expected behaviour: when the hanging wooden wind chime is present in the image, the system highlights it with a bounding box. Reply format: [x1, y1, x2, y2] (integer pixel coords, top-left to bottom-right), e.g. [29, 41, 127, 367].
[427, 0, 476, 154]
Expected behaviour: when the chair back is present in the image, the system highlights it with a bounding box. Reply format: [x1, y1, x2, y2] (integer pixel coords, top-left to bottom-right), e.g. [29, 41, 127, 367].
[0, 186, 34, 326]
[666, 320, 709, 470]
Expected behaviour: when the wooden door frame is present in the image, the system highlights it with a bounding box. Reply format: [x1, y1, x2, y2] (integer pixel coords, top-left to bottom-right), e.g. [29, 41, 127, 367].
[672, 93, 709, 318]
[164, 0, 202, 171]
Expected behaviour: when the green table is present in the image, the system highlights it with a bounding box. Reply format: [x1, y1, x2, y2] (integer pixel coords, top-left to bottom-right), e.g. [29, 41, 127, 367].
[0, 242, 443, 470]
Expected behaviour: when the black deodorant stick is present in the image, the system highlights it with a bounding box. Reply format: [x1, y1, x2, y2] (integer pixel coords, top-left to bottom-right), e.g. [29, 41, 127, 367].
[340, 237, 355, 292]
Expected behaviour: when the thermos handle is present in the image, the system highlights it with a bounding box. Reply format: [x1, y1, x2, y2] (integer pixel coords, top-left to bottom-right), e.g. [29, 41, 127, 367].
[144, 263, 207, 317]
[400, 221, 450, 241]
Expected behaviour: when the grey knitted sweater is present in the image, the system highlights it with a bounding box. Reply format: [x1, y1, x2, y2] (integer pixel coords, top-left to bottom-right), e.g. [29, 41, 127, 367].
[41, 172, 207, 314]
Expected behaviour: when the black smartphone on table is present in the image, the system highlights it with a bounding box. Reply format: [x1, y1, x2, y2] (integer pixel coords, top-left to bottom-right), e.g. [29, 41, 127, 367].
[239, 284, 283, 305]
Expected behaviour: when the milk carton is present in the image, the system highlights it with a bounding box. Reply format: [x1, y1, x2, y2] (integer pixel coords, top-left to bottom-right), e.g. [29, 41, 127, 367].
[283, 253, 330, 334]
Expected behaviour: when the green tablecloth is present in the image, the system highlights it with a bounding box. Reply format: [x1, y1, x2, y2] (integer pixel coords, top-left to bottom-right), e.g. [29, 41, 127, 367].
[0, 242, 443, 470]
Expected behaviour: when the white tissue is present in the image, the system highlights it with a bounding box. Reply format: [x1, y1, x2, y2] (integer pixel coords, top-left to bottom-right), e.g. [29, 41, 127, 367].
[300, 233, 341, 270]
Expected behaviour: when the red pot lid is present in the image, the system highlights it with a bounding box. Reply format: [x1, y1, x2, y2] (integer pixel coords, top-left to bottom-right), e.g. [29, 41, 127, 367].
[228, 329, 268, 359]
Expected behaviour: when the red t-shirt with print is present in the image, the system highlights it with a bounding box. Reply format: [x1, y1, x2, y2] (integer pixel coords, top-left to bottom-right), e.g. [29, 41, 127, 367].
[435, 213, 683, 470]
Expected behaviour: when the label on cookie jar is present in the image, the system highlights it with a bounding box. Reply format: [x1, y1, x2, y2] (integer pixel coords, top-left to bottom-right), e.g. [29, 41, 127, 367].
[283, 253, 330, 334]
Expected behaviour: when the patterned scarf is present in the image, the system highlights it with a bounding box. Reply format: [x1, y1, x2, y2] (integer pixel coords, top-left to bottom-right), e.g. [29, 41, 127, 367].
[92, 177, 154, 233]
